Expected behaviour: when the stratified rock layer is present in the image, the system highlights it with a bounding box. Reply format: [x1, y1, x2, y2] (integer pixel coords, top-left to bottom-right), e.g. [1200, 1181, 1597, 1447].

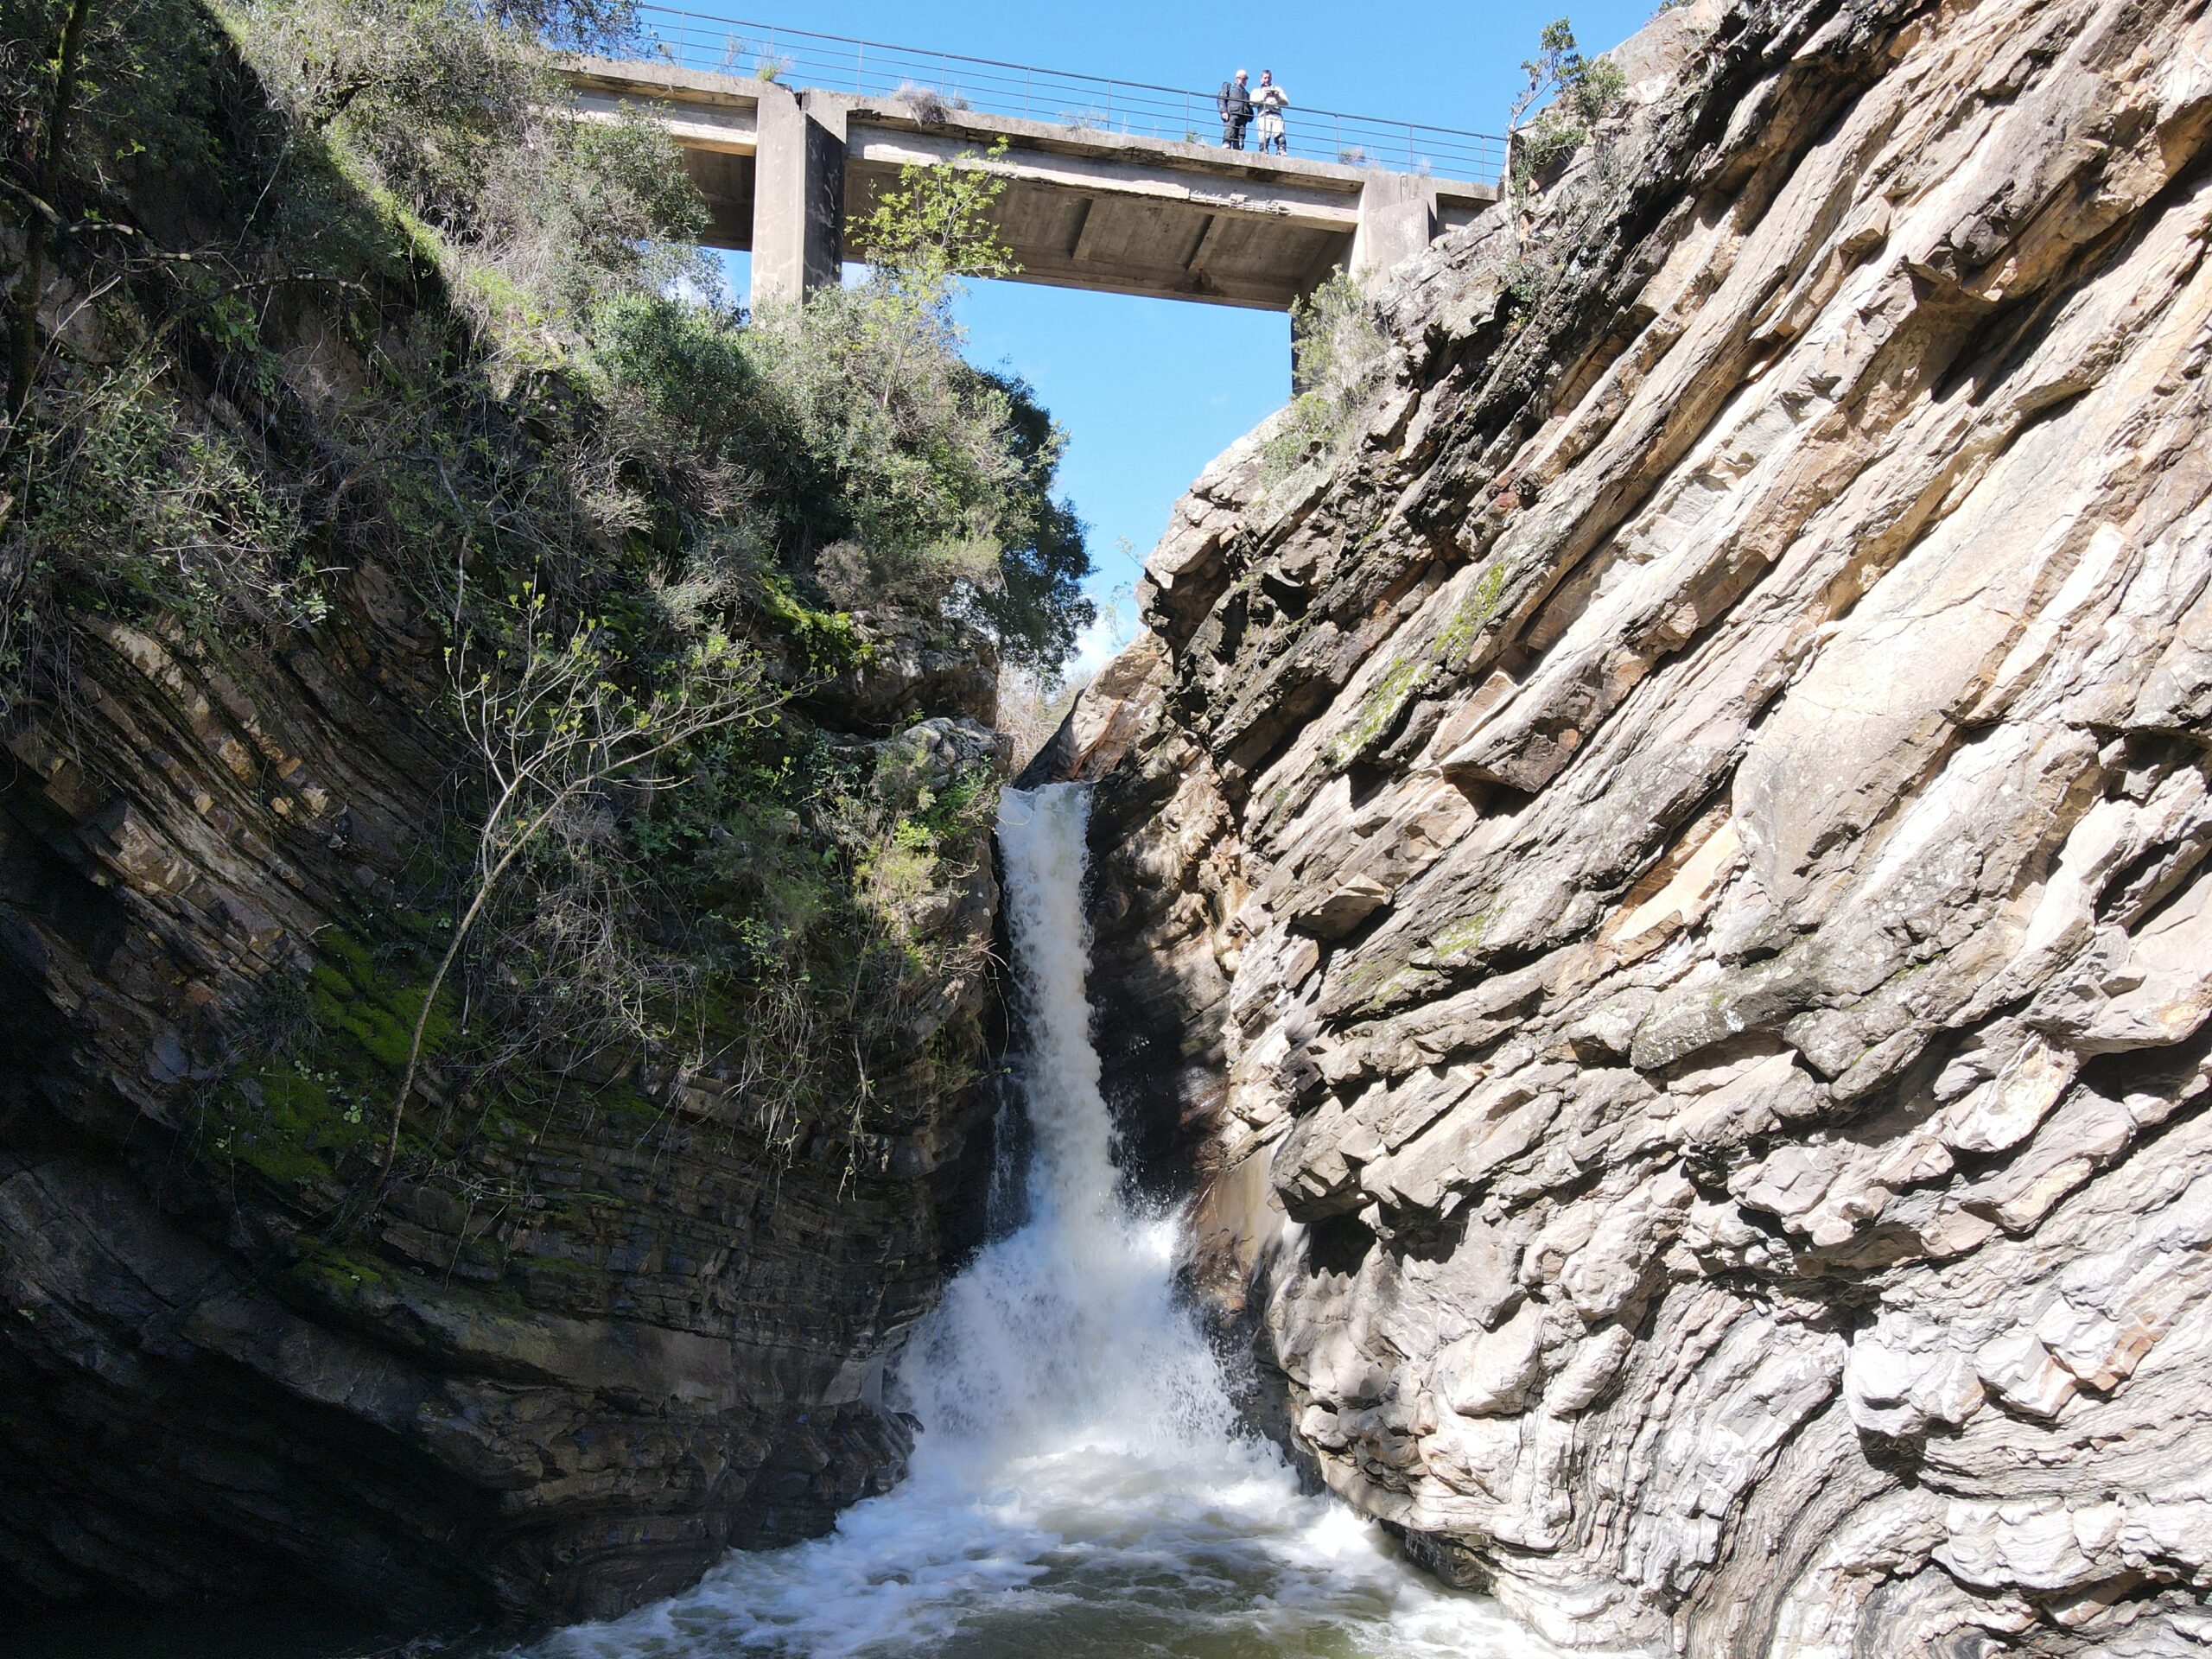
[0, 494, 1004, 1625]
[1065, 0, 2212, 1650]
[0, 584, 1003, 1626]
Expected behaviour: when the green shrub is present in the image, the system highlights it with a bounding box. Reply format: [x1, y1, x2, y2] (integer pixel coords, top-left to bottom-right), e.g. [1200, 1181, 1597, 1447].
[3, 0, 1085, 1198]
[3, 362, 321, 702]
[590, 278, 1089, 673]
[1259, 270, 1390, 485]
[240, 0, 709, 342]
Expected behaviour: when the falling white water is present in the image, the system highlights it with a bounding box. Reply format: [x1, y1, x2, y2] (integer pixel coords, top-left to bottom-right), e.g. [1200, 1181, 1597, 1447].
[528, 784, 1555, 1659]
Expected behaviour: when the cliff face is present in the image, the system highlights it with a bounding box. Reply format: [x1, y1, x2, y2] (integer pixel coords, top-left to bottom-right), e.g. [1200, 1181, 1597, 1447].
[1065, 0, 2212, 1650]
[0, 585, 1003, 1627]
[0, 25, 1007, 1626]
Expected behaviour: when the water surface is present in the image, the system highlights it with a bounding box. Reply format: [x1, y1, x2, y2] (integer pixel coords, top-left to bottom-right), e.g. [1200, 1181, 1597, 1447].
[519, 785, 1551, 1659]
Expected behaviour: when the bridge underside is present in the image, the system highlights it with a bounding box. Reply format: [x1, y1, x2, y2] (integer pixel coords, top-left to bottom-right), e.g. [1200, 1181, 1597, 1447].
[574, 63, 1496, 312]
[677, 145, 1366, 310]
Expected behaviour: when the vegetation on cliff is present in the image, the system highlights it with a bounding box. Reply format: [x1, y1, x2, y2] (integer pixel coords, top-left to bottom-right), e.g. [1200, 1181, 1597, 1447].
[0, 0, 1088, 1209]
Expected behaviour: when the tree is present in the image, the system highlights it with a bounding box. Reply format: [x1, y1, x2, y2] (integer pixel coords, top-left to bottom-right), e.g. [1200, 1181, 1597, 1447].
[969, 372, 1091, 675]
[843, 137, 1020, 418]
[1497, 16, 1627, 302]
[849, 137, 1020, 308]
[838, 142, 1092, 671]
[601, 137, 1091, 676]
[5, 0, 97, 429]
[1505, 19, 1626, 204]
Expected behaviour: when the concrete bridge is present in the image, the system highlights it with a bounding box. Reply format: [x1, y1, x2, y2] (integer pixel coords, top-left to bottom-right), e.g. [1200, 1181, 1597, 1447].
[569, 12, 1503, 313]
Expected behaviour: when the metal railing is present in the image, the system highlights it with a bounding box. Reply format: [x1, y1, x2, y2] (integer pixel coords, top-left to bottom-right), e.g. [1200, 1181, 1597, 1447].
[622, 5, 1507, 182]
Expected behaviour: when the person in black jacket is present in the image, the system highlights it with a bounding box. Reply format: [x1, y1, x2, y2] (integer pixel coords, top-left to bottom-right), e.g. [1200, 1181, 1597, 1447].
[1218, 69, 1252, 149]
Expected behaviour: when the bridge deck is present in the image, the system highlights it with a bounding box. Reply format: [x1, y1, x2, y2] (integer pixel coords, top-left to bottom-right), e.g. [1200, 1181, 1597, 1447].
[572, 60, 1498, 312]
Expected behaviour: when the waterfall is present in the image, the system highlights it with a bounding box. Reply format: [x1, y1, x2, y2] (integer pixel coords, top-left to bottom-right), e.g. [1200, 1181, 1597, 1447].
[531, 785, 1552, 1659]
[895, 783, 1230, 1463]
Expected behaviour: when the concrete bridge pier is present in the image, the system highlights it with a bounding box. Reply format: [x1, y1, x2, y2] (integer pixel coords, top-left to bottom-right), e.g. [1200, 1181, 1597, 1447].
[752, 83, 847, 308]
[1351, 174, 1440, 288]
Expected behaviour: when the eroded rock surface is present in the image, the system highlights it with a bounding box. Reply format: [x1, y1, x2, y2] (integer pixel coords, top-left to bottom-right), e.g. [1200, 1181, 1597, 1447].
[1065, 0, 2212, 1650]
[0, 576, 1002, 1629]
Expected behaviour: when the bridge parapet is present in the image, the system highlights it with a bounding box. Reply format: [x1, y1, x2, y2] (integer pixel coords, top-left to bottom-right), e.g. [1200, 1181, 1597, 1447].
[627, 6, 1505, 178]
[569, 25, 1501, 314]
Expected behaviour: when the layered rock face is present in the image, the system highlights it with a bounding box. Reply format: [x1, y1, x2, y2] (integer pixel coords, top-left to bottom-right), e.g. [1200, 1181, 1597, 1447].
[0, 557, 1001, 1624]
[1063, 0, 2212, 1650]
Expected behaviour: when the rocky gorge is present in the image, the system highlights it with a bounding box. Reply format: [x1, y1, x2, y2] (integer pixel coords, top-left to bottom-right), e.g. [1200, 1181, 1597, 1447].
[0, 601, 1005, 1626]
[8, 0, 2212, 1649]
[1042, 0, 2212, 1651]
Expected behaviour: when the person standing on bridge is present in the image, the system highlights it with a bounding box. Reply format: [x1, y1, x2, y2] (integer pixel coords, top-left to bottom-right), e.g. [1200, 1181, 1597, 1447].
[1218, 68, 1252, 149]
[1252, 70, 1289, 155]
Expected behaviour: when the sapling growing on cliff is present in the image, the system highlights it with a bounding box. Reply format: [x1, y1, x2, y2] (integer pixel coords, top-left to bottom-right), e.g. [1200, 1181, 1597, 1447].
[1507, 19, 1626, 190]
[850, 137, 1020, 299]
[1500, 16, 1626, 295]
[383, 588, 784, 1177]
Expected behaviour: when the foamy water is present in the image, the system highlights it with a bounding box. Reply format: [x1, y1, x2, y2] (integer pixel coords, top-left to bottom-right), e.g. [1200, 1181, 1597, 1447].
[525, 785, 1552, 1659]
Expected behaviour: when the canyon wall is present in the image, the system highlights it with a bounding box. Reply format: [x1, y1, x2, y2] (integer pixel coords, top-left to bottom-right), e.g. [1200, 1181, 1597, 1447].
[0, 34, 1008, 1620]
[0, 584, 1004, 1627]
[1057, 0, 2212, 1650]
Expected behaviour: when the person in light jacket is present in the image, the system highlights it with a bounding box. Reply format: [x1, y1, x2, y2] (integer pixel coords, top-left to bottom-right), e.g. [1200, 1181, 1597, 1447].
[1218, 69, 1252, 149]
[1252, 70, 1288, 154]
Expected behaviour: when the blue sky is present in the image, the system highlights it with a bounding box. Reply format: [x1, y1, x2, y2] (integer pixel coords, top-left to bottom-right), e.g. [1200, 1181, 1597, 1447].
[705, 0, 1658, 671]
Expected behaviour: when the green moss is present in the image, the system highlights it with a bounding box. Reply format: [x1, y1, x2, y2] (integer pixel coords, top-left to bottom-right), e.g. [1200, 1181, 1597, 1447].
[208, 927, 457, 1193]
[229, 1120, 334, 1186]
[1323, 654, 1432, 769]
[289, 1239, 404, 1299]
[1435, 560, 1511, 664]
[751, 570, 866, 671]
[513, 1248, 606, 1283]
[308, 926, 456, 1071]
[1345, 517, 1389, 564]
[1429, 899, 1503, 963]
[221, 1061, 368, 1189]
[235, 1069, 346, 1185]
[593, 1085, 668, 1129]
[1332, 950, 1422, 1014]
[1319, 560, 1515, 772]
